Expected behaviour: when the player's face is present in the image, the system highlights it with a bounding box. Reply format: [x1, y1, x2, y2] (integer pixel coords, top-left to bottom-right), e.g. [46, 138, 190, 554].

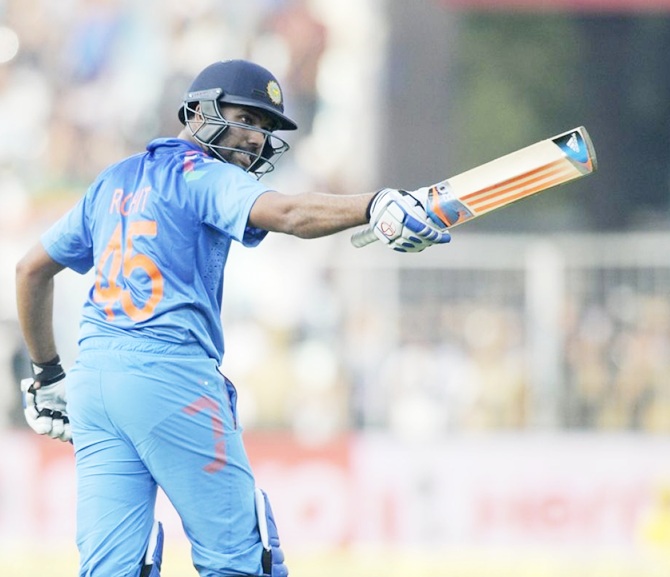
[215, 105, 276, 170]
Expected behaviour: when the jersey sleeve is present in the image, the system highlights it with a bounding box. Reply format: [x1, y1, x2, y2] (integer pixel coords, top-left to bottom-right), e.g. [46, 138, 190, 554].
[189, 160, 270, 247]
[40, 194, 94, 274]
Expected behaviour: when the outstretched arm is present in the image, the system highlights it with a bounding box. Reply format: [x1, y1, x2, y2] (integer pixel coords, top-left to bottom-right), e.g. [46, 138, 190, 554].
[248, 190, 374, 239]
[249, 188, 452, 252]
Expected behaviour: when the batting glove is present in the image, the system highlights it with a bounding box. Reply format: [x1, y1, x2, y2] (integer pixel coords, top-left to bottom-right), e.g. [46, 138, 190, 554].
[21, 355, 71, 442]
[367, 188, 451, 252]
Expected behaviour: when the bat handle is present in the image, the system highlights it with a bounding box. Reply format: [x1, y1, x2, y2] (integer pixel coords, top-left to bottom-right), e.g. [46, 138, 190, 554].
[350, 227, 378, 248]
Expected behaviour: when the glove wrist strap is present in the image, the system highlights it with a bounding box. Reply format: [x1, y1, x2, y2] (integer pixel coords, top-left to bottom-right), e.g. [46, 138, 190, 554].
[31, 355, 64, 385]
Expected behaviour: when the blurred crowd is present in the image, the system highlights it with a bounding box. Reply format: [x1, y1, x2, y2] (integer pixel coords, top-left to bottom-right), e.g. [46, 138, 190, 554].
[217, 239, 670, 439]
[0, 0, 327, 193]
[563, 280, 670, 432]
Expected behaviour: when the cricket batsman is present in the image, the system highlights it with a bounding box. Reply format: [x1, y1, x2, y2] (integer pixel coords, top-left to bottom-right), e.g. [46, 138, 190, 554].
[15, 59, 451, 576]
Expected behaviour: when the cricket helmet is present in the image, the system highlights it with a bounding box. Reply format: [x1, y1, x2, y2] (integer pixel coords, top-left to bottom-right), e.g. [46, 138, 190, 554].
[178, 60, 297, 178]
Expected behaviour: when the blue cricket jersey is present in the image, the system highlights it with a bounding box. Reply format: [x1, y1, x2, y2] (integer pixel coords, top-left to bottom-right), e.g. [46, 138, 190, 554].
[41, 138, 271, 363]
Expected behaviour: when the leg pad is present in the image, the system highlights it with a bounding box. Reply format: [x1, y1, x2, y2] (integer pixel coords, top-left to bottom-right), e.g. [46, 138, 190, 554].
[255, 488, 288, 577]
[140, 520, 164, 577]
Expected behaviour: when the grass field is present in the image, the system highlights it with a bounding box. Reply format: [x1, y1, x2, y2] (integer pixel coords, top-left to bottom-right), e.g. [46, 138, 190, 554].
[3, 546, 670, 577]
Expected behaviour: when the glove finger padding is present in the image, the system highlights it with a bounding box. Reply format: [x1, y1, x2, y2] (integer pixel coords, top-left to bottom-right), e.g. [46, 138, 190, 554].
[368, 188, 451, 253]
[21, 377, 72, 443]
[47, 412, 67, 441]
[255, 488, 288, 577]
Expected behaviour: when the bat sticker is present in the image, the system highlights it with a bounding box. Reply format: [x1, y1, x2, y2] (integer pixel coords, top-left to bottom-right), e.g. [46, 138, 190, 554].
[430, 181, 474, 227]
[553, 130, 593, 168]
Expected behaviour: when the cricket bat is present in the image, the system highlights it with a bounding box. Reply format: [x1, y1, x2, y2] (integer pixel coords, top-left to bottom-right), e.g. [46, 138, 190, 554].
[351, 126, 597, 248]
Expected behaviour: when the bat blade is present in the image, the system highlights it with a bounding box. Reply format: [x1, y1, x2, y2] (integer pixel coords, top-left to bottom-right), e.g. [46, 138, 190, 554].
[351, 126, 597, 248]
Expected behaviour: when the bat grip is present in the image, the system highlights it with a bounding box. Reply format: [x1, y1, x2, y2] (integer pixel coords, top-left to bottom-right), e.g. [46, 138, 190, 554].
[350, 227, 378, 248]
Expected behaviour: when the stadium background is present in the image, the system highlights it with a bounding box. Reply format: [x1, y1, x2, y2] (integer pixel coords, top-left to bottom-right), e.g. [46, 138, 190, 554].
[2, 0, 670, 575]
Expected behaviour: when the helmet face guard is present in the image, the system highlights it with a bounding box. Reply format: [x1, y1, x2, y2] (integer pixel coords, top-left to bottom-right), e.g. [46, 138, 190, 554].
[178, 61, 298, 179]
[181, 90, 290, 178]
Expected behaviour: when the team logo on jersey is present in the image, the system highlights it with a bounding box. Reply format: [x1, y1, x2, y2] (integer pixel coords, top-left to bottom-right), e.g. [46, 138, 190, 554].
[267, 80, 282, 106]
[182, 151, 206, 182]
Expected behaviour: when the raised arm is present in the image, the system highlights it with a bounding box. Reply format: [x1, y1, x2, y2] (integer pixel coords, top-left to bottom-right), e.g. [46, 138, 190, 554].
[248, 190, 374, 239]
[249, 188, 452, 252]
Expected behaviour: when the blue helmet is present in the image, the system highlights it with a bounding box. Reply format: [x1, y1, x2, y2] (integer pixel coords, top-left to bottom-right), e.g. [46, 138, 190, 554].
[178, 60, 298, 178]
